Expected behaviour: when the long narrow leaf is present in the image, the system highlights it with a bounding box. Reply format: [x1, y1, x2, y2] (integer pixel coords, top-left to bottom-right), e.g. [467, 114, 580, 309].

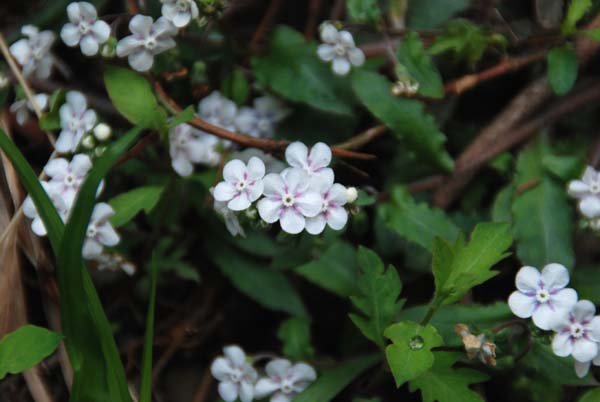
[140, 253, 159, 402]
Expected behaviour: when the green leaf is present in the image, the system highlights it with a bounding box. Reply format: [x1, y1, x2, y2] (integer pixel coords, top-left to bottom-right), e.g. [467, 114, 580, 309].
[104, 66, 167, 129]
[380, 186, 459, 252]
[221, 69, 250, 105]
[346, 0, 381, 24]
[352, 70, 453, 171]
[547, 46, 578, 95]
[542, 153, 585, 181]
[572, 265, 600, 304]
[0, 325, 62, 379]
[252, 26, 353, 115]
[522, 343, 592, 385]
[167, 105, 195, 128]
[396, 32, 444, 98]
[140, 253, 159, 402]
[491, 185, 514, 223]
[579, 388, 600, 402]
[277, 316, 315, 361]
[407, 0, 472, 29]
[408, 352, 488, 402]
[384, 321, 444, 387]
[293, 355, 380, 402]
[349, 247, 405, 349]
[294, 241, 358, 298]
[108, 185, 166, 227]
[432, 222, 513, 307]
[579, 27, 600, 41]
[39, 89, 67, 130]
[562, 0, 592, 34]
[214, 251, 307, 316]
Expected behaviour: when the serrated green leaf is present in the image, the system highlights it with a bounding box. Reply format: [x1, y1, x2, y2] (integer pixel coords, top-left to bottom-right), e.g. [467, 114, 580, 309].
[408, 352, 488, 402]
[349, 247, 404, 349]
[277, 316, 315, 361]
[380, 186, 459, 252]
[397, 31, 444, 98]
[432, 222, 513, 306]
[352, 70, 453, 171]
[293, 355, 380, 402]
[562, 0, 592, 34]
[384, 321, 444, 387]
[547, 46, 578, 95]
[108, 185, 165, 227]
[0, 325, 62, 379]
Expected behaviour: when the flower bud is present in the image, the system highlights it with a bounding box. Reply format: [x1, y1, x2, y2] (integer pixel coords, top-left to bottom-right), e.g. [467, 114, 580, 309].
[93, 123, 112, 141]
[346, 187, 358, 203]
[0, 73, 9, 89]
[81, 134, 96, 150]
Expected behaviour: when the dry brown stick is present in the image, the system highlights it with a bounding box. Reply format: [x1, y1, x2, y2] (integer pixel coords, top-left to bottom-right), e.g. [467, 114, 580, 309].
[335, 125, 388, 150]
[153, 81, 377, 160]
[191, 368, 214, 402]
[305, 0, 323, 40]
[249, 0, 284, 53]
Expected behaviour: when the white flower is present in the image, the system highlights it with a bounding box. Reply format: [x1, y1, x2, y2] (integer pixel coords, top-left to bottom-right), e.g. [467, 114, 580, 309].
[213, 157, 265, 211]
[231, 148, 286, 174]
[254, 359, 317, 402]
[552, 300, 600, 364]
[198, 91, 238, 132]
[568, 166, 600, 218]
[316, 22, 365, 76]
[285, 142, 334, 189]
[57, 91, 97, 153]
[257, 168, 321, 234]
[574, 355, 600, 378]
[346, 187, 358, 203]
[161, 0, 199, 28]
[61, 2, 110, 56]
[508, 264, 578, 330]
[83, 203, 120, 259]
[210, 187, 245, 237]
[169, 123, 209, 176]
[9, 93, 49, 126]
[116, 15, 177, 72]
[10, 25, 55, 80]
[305, 175, 348, 235]
[44, 154, 93, 207]
[210, 345, 258, 402]
[23, 181, 70, 237]
[234, 96, 288, 138]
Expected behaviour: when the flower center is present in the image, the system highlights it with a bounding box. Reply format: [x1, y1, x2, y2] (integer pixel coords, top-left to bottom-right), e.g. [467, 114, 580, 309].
[321, 200, 329, 211]
[334, 43, 346, 56]
[79, 21, 90, 34]
[571, 323, 585, 338]
[32, 47, 44, 60]
[230, 368, 242, 383]
[177, 136, 187, 147]
[65, 174, 75, 186]
[145, 37, 157, 50]
[281, 379, 294, 394]
[176, 0, 189, 11]
[535, 289, 550, 303]
[68, 119, 80, 131]
[87, 224, 97, 238]
[283, 195, 294, 207]
[591, 182, 600, 194]
[236, 180, 247, 191]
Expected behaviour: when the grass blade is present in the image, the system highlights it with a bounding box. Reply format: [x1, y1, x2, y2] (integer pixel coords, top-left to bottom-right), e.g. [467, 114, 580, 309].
[140, 253, 159, 402]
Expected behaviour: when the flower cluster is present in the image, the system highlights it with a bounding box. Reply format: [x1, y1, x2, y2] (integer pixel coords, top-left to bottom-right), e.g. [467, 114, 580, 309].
[61, 2, 110, 56]
[10, 25, 55, 80]
[508, 263, 600, 377]
[317, 22, 364, 76]
[212, 141, 353, 236]
[56, 90, 98, 153]
[568, 166, 600, 229]
[211, 345, 317, 402]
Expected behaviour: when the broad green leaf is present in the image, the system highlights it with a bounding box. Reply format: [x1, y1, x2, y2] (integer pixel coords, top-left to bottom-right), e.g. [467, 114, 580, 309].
[104, 66, 167, 129]
[562, 0, 592, 34]
[293, 355, 380, 402]
[542, 153, 585, 181]
[407, 0, 472, 29]
[347, 0, 381, 24]
[221, 69, 250, 105]
[277, 316, 315, 361]
[396, 32, 444, 98]
[0, 325, 61, 379]
[384, 321, 444, 387]
[349, 247, 404, 349]
[214, 251, 307, 316]
[491, 185, 514, 223]
[432, 222, 513, 307]
[522, 343, 593, 385]
[572, 265, 600, 304]
[408, 352, 488, 402]
[294, 241, 358, 298]
[252, 26, 353, 115]
[380, 186, 459, 252]
[167, 105, 195, 128]
[352, 70, 453, 171]
[140, 254, 159, 402]
[109, 185, 166, 227]
[547, 46, 578, 95]
[579, 388, 600, 402]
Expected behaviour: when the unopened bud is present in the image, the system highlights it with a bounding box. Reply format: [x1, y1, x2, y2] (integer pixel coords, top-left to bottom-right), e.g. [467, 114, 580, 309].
[95, 145, 107, 157]
[81, 134, 96, 150]
[0, 73, 9, 89]
[346, 187, 358, 203]
[93, 123, 112, 141]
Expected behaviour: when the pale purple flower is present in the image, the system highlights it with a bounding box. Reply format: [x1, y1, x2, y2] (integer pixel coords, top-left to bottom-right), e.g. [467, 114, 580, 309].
[552, 300, 600, 362]
[254, 359, 317, 402]
[234, 96, 288, 138]
[305, 175, 348, 235]
[9, 93, 49, 126]
[83, 203, 120, 259]
[10, 25, 55, 80]
[56, 91, 97, 153]
[44, 154, 93, 207]
[211, 345, 257, 402]
[285, 142, 334, 189]
[210, 187, 245, 237]
[257, 168, 321, 234]
[316, 22, 364, 76]
[161, 0, 199, 28]
[61, 2, 110, 56]
[508, 264, 578, 330]
[23, 181, 70, 237]
[116, 15, 177, 72]
[213, 157, 265, 211]
[568, 166, 600, 218]
[169, 123, 208, 176]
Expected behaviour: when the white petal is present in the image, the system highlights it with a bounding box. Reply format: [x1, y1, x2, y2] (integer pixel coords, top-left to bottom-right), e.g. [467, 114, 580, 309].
[43, 158, 69, 178]
[116, 36, 142, 57]
[33, 94, 49, 111]
[508, 291, 535, 318]
[583, 166, 598, 184]
[515, 266, 541, 292]
[265, 359, 292, 378]
[185, 139, 207, 163]
[317, 44, 335, 61]
[574, 360, 591, 378]
[55, 131, 76, 153]
[332, 57, 351, 76]
[172, 12, 191, 28]
[91, 20, 110, 43]
[284, 168, 310, 194]
[258, 198, 282, 223]
[66, 2, 82, 23]
[305, 214, 326, 235]
[218, 381, 239, 402]
[153, 16, 178, 37]
[97, 224, 120, 247]
[309, 142, 331, 169]
[79, 2, 98, 20]
[291, 363, 317, 382]
[532, 303, 559, 330]
[552, 332, 573, 357]
[328, 183, 348, 205]
[66, 91, 87, 113]
[162, 3, 178, 19]
[326, 206, 348, 230]
[223, 159, 246, 183]
[262, 173, 285, 197]
[71, 154, 92, 177]
[579, 196, 600, 218]
[280, 209, 305, 234]
[91, 202, 115, 222]
[129, 14, 153, 36]
[61, 23, 81, 47]
[551, 288, 578, 311]
[319, 23, 338, 43]
[128, 50, 154, 72]
[171, 154, 193, 176]
[239, 381, 254, 402]
[80, 35, 99, 56]
[588, 316, 600, 341]
[82, 238, 103, 259]
[9, 39, 31, 66]
[573, 338, 599, 362]
[247, 181, 264, 202]
[338, 31, 355, 47]
[31, 217, 48, 236]
[247, 157, 265, 180]
[541, 263, 570, 290]
[572, 300, 596, 321]
[285, 142, 309, 168]
[294, 191, 321, 218]
[227, 194, 251, 211]
[223, 345, 246, 367]
[22, 196, 38, 219]
[152, 37, 176, 54]
[254, 378, 281, 398]
[214, 182, 237, 202]
[271, 392, 292, 402]
[568, 180, 590, 198]
[34, 56, 53, 80]
[347, 47, 365, 66]
[211, 357, 233, 382]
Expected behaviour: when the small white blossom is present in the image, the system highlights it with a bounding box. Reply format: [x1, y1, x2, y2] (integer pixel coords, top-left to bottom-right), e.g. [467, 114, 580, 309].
[346, 187, 358, 203]
[161, 0, 199, 28]
[169, 123, 208, 176]
[23, 181, 70, 237]
[317, 22, 364, 76]
[198, 91, 238, 132]
[285, 142, 334, 189]
[210, 187, 245, 237]
[116, 15, 177, 72]
[232, 148, 286, 174]
[234, 96, 288, 138]
[44, 154, 93, 207]
[61, 2, 110, 56]
[83, 203, 120, 259]
[213, 157, 265, 211]
[305, 175, 348, 235]
[93, 122, 112, 141]
[0, 73, 8, 89]
[210, 345, 257, 402]
[57, 91, 97, 153]
[254, 359, 317, 402]
[508, 264, 578, 330]
[568, 166, 600, 218]
[10, 25, 55, 80]
[9, 93, 49, 126]
[552, 300, 600, 363]
[257, 168, 321, 234]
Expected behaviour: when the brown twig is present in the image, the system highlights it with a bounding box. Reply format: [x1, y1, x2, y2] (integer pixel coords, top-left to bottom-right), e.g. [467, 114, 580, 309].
[249, 0, 284, 53]
[335, 125, 387, 150]
[191, 368, 214, 402]
[305, 0, 323, 40]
